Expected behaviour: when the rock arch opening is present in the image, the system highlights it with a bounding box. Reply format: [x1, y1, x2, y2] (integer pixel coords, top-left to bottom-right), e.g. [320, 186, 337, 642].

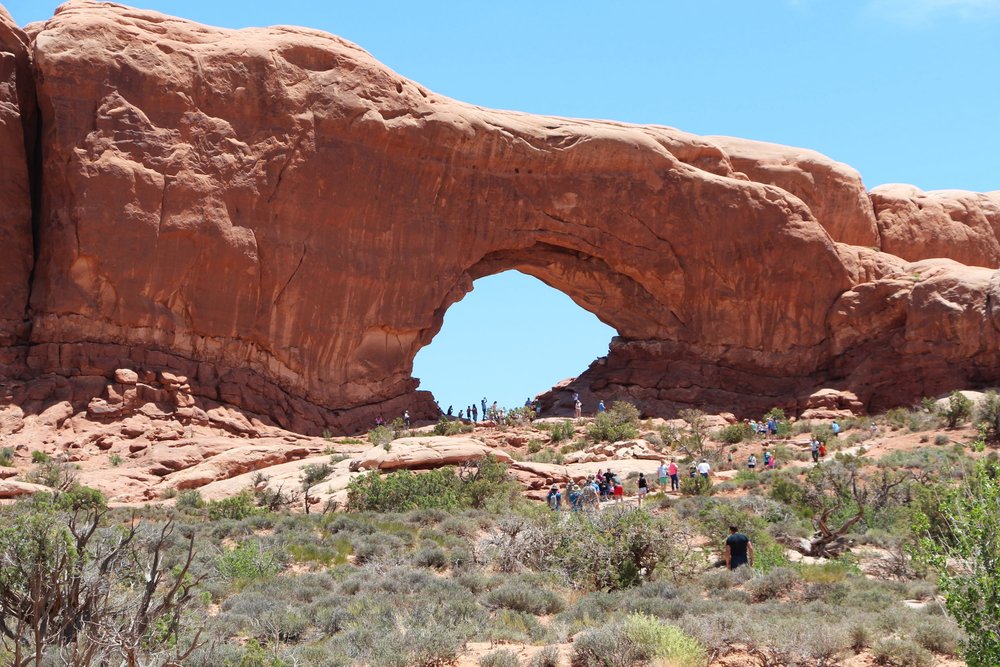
[412, 270, 617, 418]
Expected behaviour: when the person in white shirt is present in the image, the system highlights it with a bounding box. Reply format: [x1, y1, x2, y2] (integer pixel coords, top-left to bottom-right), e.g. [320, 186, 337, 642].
[696, 459, 711, 478]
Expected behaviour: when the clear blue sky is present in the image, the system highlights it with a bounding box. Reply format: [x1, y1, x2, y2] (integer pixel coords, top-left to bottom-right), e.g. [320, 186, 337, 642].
[5, 0, 999, 413]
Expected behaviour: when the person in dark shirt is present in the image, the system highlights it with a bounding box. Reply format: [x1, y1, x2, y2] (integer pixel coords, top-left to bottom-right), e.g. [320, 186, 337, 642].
[724, 525, 754, 570]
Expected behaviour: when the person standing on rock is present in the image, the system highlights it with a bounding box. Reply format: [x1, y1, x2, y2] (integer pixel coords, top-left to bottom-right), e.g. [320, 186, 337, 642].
[657, 461, 668, 490]
[597, 400, 606, 413]
[481, 398, 487, 419]
[403, 410, 410, 428]
[810, 438, 820, 463]
[696, 458, 711, 478]
[472, 404, 478, 422]
[668, 458, 680, 492]
[574, 399, 582, 419]
[724, 525, 754, 570]
[831, 420, 841, 438]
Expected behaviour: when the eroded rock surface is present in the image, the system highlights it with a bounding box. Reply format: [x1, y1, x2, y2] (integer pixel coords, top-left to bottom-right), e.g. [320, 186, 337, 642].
[0, 7, 34, 373]
[0, 0, 998, 432]
[871, 184, 1000, 267]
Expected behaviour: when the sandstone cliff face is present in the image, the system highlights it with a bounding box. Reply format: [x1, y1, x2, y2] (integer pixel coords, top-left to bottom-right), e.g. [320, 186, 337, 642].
[0, 7, 34, 372]
[1, 0, 999, 430]
[871, 184, 1000, 268]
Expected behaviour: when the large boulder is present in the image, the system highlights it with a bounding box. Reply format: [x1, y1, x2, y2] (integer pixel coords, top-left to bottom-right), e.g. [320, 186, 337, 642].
[350, 437, 512, 472]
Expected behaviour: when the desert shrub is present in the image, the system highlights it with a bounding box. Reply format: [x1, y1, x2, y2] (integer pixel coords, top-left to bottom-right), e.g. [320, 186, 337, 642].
[23, 459, 79, 490]
[588, 401, 640, 442]
[542, 419, 576, 442]
[715, 423, 751, 444]
[744, 567, 798, 602]
[412, 545, 449, 570]
[433, 416, 468, 436]
[911, 616, 961, 655]
[934, 434, 950, 445]
[485, 581, 565, 615]
[480, 649, 520, 667]
[175, 488, 204, 511]
[216, 540, 281, 582]
[0, 446, 13, 466]
[871, 636, 933, 667]
[529, 646, 560, 667]
[368, 424, 394, 447]
[572, 613, 706, 667]
[207, 490, 261, 521]
[680, 474, 713, 496]
[976, 389, 1000, 442]
[944, 390, 973, 427]
[30, 450, 49, 464]
[346, 455, 516, 512]
[485, 608, 547, 643]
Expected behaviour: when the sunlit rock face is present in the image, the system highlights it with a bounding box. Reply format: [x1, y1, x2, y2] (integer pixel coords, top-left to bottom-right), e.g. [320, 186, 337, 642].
[1, 1, 999, 431]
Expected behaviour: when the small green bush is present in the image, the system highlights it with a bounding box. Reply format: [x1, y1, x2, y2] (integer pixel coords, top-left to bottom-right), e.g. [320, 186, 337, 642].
[207, 490, 261, 520]
[572, 613, 706, 667]
[175, 488, 204, 510]
[217, 540, 281, 582]
[715, 423, 751, 444]
[945, 390, 973, 428]
[108, 453, 122, 467]
[30, 450, 50, 464]
[0, 447, 14, 467]
[588, 401, 640, 443]
[680, 475, 713, 496]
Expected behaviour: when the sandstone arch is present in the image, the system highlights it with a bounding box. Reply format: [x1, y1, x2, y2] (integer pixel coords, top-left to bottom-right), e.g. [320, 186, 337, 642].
[1, 2, 999, 433]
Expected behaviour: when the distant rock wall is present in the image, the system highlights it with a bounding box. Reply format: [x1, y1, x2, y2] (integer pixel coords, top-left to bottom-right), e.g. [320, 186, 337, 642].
[0, 0, 999, 431]
[0, 8, 34, 374]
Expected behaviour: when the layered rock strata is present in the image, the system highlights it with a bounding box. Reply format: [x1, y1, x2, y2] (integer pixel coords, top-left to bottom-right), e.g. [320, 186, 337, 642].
[0, 1, 998, 431]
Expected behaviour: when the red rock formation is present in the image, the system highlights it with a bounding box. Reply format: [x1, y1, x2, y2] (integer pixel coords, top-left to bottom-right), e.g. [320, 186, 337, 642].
[0, 1, 998, 431]
[0, 7, 34, 373]
[871, 184, 1000, 267]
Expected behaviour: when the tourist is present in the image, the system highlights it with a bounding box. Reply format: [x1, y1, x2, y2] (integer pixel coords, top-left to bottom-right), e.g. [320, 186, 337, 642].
[613, 476, 624, 504]
[597, 400, 606, 413]
[574, 399, 582, 418]
[668, 458, 680, 491]
[696, 458, 711, 478]
[403, 410, 410, 428]
[727, 449, 734, 469]
[471, 404, 478, 422]
[534, 399, 542, 417]
[546, 485, 561, 511]
[831, 420, 841, 438]
[810, 437, 820, 463]
[569, 484, 581, 511]
[481, 397, 487, 418]
[658, 460, 668, 490]
[748, 419, 757, 437]
[819, 440, 827, 461]
[766, 417, 778, 437]
[767, 452, 776, 469]
[747, 452, 757, 471]
[637, 472, 649, 506]
[724, 525, 754, 570]
[763, 450, 772, 468]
